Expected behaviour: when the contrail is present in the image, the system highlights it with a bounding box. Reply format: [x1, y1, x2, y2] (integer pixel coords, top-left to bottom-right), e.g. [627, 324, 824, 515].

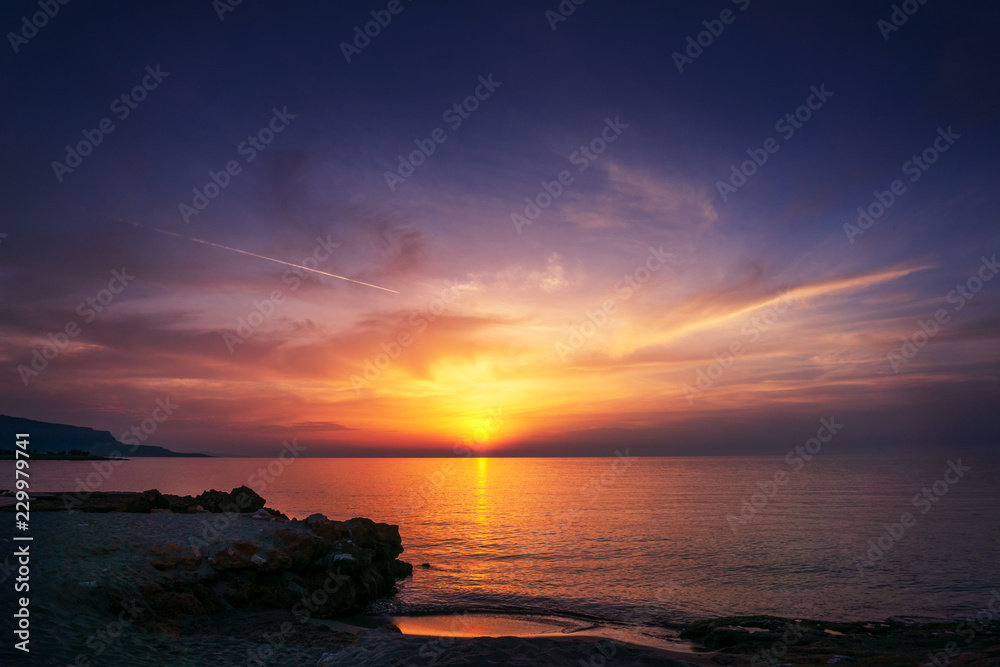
[113, 216, 398, 294]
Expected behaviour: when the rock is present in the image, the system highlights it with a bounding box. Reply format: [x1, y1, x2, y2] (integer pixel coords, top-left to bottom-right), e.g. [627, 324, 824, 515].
[209, 542, 260, 571]
[264, 507, 289, 521]
[124, 494, 152, 513]
[193, 485, 266, 513]
[226, 580, 295, 609]
[421, 563, 431, 568]
[390, 560, 414, 579]
[104, 492, 415, 622]
[679, 615, 1000, 665]
[150, 544, 202, 571]
[138, 582, 224, 623]
[275, 528, 326, 569]
[180, 547, 203, 571]
[232, 542, 258, 556]
[166, 496, 197, 514]
[305, 513, 328, 525]
[151, 543, 180, 557]
[140, 489, 169, 510]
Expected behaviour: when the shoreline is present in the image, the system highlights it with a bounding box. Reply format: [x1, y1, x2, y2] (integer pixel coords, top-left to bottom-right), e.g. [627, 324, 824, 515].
[3, 491, 998, 665]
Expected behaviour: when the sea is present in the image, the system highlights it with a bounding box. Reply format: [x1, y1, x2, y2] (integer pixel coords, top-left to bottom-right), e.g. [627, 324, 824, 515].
[12, 454, 1000, 634]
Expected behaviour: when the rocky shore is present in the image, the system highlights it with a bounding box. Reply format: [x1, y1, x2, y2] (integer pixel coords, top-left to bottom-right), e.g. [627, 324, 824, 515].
[3, 490, 998, 666]
[0, 488, 421, 665]
[680, 614, 1000, 665]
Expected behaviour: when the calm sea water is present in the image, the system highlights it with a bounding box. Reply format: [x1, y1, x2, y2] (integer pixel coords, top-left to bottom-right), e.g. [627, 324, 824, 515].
[10, 455, 1000, 626]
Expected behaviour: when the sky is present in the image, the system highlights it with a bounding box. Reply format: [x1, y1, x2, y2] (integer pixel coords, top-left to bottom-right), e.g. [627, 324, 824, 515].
[1, 0, 999, 456]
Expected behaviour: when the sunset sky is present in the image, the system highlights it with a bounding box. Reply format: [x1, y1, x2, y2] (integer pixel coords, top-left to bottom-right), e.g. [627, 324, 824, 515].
[2, 1, 999, 455]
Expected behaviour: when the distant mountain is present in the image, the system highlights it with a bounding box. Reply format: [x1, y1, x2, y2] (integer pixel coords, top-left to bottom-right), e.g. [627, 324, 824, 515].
[0, 415, 210, 457]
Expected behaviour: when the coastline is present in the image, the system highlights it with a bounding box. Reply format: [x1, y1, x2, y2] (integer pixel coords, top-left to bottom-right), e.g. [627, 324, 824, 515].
[2, 492, 998, 666]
